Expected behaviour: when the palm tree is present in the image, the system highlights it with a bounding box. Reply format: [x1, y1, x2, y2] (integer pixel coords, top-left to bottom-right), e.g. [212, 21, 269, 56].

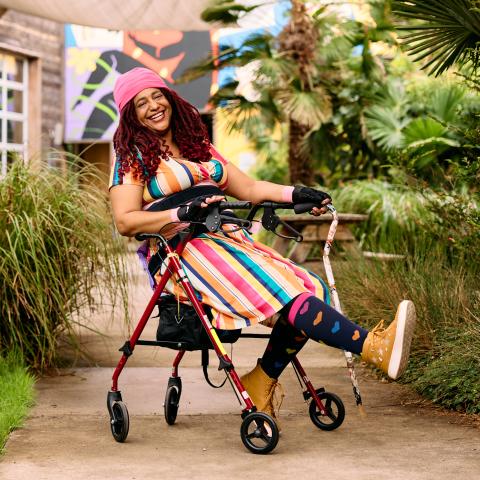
[182, 0, 397, 185]
[276, 0, 320, 183]
[393, 0, 480, 76]
[188, 0, 334, 185]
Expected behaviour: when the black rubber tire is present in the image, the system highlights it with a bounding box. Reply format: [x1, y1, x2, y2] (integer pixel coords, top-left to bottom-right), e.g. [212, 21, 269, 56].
[164, 385, 180, 425]
[240, 412, 279, 454]
[309, 391, 345, 431]
[110, 401, 129, 442]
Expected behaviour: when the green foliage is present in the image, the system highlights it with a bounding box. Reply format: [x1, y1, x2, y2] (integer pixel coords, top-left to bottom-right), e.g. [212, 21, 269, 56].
[337, 247, 480, 413]
[0, 351, 35, 453]
[328, 178, 479, 412]
[201, 0, 260, 25]
[332, 180, 434, 253]
[393, 0, 480, 76]
[332, 180, 479, 261]
[0, 159, 128, 369]
[184, 1, 401, 184]
[363, 77, 480, 188]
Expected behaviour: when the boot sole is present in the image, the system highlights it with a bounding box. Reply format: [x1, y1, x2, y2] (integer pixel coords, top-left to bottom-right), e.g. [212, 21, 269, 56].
[388, 300, 416, 380]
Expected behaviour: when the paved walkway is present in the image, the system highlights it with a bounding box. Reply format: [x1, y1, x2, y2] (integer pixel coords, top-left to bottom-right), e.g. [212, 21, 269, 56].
[1, 256, 479, 479]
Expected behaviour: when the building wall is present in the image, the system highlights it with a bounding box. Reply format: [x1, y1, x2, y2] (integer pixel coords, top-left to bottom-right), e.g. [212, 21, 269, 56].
[0, 9, 63, 162]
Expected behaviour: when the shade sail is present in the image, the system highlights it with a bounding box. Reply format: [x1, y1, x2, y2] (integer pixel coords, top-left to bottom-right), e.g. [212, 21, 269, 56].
[0, 0, 216, 30]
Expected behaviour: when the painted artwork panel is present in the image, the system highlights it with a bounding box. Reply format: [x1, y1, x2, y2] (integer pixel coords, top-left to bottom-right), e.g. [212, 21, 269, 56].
[65, 26, 213, 141]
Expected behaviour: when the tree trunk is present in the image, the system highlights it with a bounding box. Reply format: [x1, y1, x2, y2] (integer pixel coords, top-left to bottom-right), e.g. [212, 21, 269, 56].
[278, 0, 318, 185]
[288, 119, 312, 185]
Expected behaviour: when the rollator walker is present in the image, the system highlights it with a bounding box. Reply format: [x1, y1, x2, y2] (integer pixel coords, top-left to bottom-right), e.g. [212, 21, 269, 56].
[107, 200, 363, 454]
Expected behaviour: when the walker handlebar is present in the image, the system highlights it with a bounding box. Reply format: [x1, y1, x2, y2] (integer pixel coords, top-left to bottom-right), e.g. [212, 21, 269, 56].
[136, 200, 334, 242]
[210, 200, 333, 241]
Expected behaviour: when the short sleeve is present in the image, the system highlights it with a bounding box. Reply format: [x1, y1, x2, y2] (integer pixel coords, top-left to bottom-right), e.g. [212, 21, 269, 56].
[209, 144, 229, 166]
[109, 151, 145, 190]
[208, 145, 229, 190]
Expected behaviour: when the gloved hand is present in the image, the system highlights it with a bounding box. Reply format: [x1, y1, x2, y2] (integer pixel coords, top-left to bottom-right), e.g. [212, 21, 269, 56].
[292, 185, 332, 208]
[177, 196, 220, 222]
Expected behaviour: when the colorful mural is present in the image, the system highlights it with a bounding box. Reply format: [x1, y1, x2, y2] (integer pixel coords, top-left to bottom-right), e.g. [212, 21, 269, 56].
[65, 26, 215, 141]
[64, 2, 290, 148]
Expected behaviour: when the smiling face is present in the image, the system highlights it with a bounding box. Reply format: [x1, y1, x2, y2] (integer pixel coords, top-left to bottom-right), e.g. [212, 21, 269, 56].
[134, 87, 172, 134]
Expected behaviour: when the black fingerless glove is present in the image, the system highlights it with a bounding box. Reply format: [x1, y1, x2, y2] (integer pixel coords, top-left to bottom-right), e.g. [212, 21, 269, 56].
[292, 185, 332, 207]
[177, 196, 212, 222]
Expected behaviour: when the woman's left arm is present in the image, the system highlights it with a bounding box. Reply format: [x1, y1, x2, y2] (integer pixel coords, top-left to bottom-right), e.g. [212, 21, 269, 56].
[224, 162, 290, 204]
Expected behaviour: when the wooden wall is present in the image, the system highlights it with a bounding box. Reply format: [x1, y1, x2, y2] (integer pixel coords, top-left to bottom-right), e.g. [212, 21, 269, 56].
[0, 9, 63, 164]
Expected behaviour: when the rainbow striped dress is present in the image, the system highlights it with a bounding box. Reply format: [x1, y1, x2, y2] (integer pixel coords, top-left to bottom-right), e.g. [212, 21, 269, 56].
[110, 146, 329, 330]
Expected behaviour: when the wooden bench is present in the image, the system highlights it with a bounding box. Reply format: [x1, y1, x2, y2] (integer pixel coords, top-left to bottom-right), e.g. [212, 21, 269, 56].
[272, 213, 368, 263]
[271, 213, 405, 263]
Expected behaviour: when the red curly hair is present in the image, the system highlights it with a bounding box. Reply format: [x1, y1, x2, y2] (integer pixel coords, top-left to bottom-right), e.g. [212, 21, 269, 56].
[113, 88, 212, 182]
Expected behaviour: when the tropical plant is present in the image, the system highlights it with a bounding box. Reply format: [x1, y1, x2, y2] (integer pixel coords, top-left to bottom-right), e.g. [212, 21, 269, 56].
[0, 158, 128, 369]
[182, 0, 400, 185]
[363, 75, 480, 187]
[336, 244, 480, 413]
[393, 0, 480, 76]
[332, 179, 434, 253]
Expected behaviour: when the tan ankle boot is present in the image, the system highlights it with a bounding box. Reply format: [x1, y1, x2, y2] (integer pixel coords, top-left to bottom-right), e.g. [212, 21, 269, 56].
[361, 300, 416, 380]
[240, 363, 284, 429]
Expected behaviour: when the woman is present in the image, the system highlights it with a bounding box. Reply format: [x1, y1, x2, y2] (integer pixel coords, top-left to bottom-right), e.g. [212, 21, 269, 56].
[109, 67, 416, 426]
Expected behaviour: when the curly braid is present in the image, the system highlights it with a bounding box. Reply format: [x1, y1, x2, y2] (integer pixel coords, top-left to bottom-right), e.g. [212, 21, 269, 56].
[113, 88, 212, 182]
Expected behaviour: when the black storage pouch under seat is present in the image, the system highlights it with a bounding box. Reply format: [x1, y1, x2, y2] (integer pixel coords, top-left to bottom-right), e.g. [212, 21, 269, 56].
[156, 294, 242, 351]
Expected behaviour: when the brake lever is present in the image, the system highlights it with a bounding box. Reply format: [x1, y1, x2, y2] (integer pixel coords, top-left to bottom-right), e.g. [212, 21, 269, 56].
[261, 206, 303, 242]
[221, 214, 252, 230]
[205, 207, 252, 232]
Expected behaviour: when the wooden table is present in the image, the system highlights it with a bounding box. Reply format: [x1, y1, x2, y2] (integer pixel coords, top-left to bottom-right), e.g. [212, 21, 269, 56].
[271, 213, 368, 263]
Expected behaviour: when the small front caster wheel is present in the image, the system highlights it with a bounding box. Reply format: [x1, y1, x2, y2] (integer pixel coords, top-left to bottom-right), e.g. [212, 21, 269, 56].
[240, 412, 279, 454]
[164, 385, 180, 425]
[309, 391, 345, 431]
[110, 401, 129, 442]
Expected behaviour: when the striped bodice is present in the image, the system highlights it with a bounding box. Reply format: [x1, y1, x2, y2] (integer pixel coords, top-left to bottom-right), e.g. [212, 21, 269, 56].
[109, 145, 228, 207]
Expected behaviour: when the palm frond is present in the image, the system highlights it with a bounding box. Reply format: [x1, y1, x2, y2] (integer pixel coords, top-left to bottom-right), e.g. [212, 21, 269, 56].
[429, 84, 465, 124]
[403, 117, 460, 169]
[276, 85, 332, 129]
[403, 117, 448, 143]
[393, 0, 480, 76]
[372, 78, 410, 116]
[178, 33, 274, 84]
[201, 0, 261, 25]
[365, 105, 410, 150]
[214, 92, 278, 137]
[255, 55, 295, 85]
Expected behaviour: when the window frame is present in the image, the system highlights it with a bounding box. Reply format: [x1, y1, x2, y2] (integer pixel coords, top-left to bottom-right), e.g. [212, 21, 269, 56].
[0, 53, 29, 176]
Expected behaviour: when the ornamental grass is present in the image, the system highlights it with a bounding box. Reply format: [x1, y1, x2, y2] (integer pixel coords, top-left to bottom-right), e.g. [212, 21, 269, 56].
[0, 158, 128, 370]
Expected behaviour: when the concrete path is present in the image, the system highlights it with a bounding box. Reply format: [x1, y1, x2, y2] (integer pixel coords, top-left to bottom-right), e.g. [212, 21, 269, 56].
[1, 255, 479, 480]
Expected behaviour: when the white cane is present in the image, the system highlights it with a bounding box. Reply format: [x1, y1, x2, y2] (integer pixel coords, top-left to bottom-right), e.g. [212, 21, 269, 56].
[323, 204, 366, 416]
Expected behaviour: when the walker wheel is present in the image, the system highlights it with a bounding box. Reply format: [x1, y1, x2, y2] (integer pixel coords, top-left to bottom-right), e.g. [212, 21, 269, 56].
[309, 391, 345, 431]
[164, 385, 180, 425]
[240, 412, 279, 454]
[110, 401, 129, 442]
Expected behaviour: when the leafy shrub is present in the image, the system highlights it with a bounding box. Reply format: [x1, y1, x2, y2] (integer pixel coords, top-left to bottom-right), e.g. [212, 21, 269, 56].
[336, 248, 480, 413]
[331, 179, 434, 253]
[332, 180, 480, 265]
[0, 160, 128, 369]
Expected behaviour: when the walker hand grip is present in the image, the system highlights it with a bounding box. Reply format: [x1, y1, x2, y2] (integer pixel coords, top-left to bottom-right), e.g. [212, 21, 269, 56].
[294, 203, 317, 214]
[219, 201, 252, 210]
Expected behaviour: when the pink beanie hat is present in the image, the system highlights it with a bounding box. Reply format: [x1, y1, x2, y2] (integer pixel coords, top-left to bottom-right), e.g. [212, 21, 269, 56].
[113, 67, 169, 112]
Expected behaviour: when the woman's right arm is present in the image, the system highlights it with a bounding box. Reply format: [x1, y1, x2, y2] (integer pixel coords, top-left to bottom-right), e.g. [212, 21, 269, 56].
[109, 184, 176, 237]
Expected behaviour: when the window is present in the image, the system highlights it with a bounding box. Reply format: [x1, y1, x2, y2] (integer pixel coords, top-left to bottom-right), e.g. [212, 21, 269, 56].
[0, 53, 28, 176]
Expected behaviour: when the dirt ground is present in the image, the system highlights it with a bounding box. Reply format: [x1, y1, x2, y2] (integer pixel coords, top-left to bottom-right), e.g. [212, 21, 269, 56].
[1, 255, 479, 480]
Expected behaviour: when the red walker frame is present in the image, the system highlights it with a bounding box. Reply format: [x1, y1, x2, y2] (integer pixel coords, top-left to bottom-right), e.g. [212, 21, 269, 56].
[107, 201, 347, 454]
